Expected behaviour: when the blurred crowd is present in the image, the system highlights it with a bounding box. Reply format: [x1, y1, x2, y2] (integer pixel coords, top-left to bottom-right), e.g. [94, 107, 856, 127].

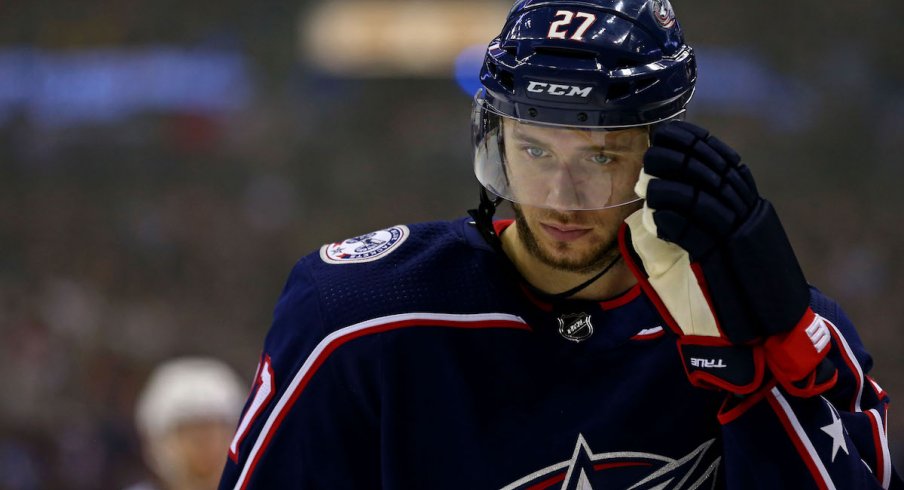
[0, 1, 902, 488]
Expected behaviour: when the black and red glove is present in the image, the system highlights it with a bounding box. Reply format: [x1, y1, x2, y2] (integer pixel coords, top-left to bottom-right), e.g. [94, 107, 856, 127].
[619, 121, 837, 397]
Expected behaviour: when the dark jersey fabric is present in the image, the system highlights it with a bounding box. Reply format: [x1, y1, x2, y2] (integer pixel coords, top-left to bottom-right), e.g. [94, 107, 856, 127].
[220, 218, 899, 489]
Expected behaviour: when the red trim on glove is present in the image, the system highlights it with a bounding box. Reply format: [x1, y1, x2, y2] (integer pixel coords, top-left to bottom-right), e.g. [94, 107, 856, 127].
[782, 367, 838, 399]
[689, 262, 727, 338]
[717, 380, 778, 425]
[763, 308, 833, 392]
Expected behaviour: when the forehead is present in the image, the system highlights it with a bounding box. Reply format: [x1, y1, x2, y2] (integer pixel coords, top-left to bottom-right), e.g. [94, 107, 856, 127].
[504, 120, 649, 148]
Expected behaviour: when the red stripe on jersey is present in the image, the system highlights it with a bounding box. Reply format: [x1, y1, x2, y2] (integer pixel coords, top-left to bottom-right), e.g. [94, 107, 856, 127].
[236, 314, 530, 490]
[825, 320, 863, 412]
[494, 219, 515, 236]
[526, 473, 565, 490]
[599, 284, 642, 310]
[519, 283, 643, 314]
[867, 376, 888, 401]
[866, 409, 886, 486]
[630, 327, 665, 341]
[229, 355, 275, 463]
[765, 390, 831, 490]
[592, 461, 652, 471]
[519, 283, 554, 312]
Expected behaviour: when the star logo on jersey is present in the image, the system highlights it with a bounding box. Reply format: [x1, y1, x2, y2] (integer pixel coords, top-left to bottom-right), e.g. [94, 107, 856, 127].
[320, 225, 410, 264]
[558, 312, 593, 342]
[820, 406, 849, 462]
[501, 434, 720, 489]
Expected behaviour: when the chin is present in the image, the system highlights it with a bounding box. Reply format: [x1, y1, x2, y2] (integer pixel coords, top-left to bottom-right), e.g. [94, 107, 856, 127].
[532, 231, 614, 273]
[512, 203, 625, 273]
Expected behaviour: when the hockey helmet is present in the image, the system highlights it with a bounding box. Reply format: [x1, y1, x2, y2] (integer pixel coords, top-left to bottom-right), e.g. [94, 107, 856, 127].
[135, 357, 245, 439]
[473, 0, 696, 211]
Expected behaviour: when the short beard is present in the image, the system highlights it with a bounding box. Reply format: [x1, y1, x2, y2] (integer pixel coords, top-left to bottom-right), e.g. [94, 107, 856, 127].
[512, 204, 621, 274]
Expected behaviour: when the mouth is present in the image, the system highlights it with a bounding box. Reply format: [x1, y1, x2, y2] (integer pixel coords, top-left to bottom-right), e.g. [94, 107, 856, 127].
[540, 222, 592, 242]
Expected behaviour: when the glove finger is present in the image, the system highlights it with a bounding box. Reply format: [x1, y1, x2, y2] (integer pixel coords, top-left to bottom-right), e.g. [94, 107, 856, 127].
[685, 158, 723, 192]
[650, 208, 687, 243]
[736, 163, 759, 197]
[643, 146, 686, 181]
[644, 148, 723, 193]
[653, 209, 715, 259]
[666, 120, 710, 140]
[724, 167, 758, 210]
[693, 191, 737, 238]
[648, 180, 735, 240]
[701, 134, 741, 168]
[650, 121, 760, 223]
[652, 122, 734, 181]
[650, 122, 699, 150]
[714, 179, 748, 219]
[646, 178, 694, 215]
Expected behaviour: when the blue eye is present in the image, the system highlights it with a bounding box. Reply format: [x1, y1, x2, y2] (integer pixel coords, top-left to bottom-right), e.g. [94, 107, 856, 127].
[591, 154, 613, 165]
[525, 147, 547, 158]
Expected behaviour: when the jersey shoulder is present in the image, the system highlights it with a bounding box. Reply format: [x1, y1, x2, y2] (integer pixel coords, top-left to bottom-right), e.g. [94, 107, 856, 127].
[276, 218, 508, 339]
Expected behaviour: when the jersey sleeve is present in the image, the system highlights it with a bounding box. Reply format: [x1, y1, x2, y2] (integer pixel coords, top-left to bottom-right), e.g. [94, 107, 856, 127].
[716, 289, 902, 489]
[218, 258, 382, 490]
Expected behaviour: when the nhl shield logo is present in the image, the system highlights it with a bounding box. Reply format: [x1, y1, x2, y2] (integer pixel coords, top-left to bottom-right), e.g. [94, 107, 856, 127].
[651, 0, 676, 28]
[320, 225, 410, 264]
[558, 312, 593, 342]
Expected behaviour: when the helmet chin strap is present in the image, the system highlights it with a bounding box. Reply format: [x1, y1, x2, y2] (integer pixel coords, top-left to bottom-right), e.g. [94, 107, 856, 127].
[542, 253, 622, 300]
[468, 187, 621, 301]
[467, 187, 504, 249]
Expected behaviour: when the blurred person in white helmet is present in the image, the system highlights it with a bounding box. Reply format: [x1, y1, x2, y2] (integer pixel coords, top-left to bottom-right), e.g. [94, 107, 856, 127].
[127, 357, 244, 490]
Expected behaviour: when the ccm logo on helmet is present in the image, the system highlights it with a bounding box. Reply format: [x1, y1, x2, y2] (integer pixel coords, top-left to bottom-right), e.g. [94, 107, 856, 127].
[527, 81, 593, 97]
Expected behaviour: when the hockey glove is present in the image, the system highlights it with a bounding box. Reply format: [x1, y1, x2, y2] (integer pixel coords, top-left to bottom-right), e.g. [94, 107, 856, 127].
[619, 121, 837, 397]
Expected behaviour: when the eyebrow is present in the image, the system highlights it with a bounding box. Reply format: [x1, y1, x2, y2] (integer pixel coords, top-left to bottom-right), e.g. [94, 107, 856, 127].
[510, 127, 609, 151]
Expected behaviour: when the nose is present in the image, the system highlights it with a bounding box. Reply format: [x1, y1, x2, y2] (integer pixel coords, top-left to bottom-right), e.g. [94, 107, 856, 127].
[543, 162, 583, 210]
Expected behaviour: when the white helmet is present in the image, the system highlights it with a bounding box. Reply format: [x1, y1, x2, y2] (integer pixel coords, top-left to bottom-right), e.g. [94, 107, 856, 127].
[135, 357, 245, 439]
[134, 357, 246, 489]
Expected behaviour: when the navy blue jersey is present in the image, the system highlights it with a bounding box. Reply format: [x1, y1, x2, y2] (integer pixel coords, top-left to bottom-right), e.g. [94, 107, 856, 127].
[220, 218, 899, 489]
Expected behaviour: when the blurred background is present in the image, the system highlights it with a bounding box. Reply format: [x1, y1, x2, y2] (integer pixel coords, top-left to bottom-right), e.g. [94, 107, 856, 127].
[0, 0, 901, 488]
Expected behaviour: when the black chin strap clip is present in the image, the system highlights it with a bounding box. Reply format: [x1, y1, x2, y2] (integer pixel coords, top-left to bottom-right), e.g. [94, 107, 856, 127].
[468, 187, 504, 253]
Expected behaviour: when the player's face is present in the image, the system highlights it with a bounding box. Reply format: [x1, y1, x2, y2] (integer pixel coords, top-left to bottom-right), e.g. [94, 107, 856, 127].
[503, 121, 647, 272]
[155, 419, 235, 488]
[501, 120, 647, 210]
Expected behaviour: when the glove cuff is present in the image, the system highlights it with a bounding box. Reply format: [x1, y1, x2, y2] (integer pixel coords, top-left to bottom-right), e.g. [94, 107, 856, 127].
[763, 308, 837, 397]
[676, 337, 765, 395]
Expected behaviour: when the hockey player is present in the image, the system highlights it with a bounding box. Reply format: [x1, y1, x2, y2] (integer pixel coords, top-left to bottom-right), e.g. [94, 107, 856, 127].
[220, 0, 901, 488]
[131, 357, 245, 490]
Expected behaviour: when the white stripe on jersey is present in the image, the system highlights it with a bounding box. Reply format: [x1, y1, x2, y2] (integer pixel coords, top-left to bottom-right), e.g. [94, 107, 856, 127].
[825, 318, 863, 412]
[770, 387, 836, 490]
[866, 408, 892, 489]
[233, 312, 528, 490]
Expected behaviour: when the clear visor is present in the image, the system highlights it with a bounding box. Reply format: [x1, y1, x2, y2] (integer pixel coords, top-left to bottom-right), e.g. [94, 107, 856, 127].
[473, 99, 648, 211]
